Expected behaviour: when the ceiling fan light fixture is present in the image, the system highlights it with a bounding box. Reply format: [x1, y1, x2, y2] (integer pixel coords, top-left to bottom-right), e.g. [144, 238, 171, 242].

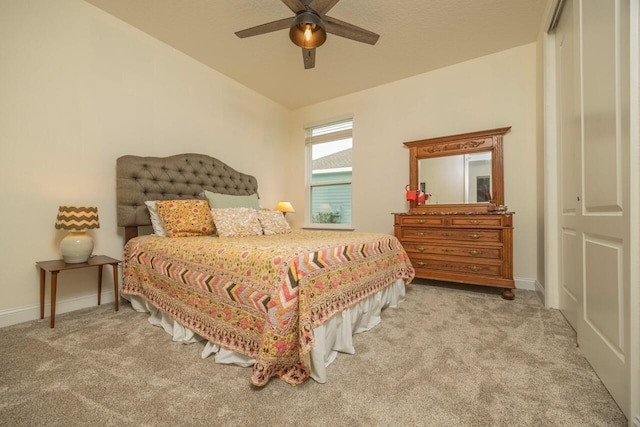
[289, 11, 326, 49]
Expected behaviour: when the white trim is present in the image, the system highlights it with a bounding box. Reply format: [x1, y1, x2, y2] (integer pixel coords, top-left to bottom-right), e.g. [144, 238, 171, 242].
[629, 0, 640, 422]
[312, 167, 351, 175]
[514, 277, 537, 291]
[306, 129, 352, 145]
[0, 291, 116, 328]
[544, 1, 561, 309]
[302, 224, 354, 231]
[535, 280, 546, 306]
[547, 0, 567, 32]
[310, 178, 351, 186]
[302, 114, 354, 134]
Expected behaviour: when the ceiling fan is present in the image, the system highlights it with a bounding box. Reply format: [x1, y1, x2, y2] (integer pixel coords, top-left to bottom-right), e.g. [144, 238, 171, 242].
[235, 0, 380, 69]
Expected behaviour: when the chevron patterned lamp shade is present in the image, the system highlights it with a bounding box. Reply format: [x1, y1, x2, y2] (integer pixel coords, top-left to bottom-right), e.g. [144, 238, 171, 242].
[55, 206, 99, 264]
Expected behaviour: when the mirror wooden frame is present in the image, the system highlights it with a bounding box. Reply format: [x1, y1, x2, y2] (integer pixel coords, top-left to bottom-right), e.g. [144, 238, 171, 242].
[404, 127, 511, 213]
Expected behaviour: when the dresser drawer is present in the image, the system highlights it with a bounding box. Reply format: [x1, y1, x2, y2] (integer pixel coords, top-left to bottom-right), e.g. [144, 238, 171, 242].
[399, 228, 502, 243]
[410, 258, 502, 277]
[449, 216, 505, 227]
[396, 215, 505, 228]
[397, 216, 445, 227]
[400, 242, 502, 259]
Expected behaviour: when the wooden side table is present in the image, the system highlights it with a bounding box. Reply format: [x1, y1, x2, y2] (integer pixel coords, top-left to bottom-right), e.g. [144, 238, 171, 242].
[36, 255, 120, 328]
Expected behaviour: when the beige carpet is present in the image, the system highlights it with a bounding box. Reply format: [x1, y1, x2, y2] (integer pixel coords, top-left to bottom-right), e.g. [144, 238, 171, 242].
[0, 281, 627, 426]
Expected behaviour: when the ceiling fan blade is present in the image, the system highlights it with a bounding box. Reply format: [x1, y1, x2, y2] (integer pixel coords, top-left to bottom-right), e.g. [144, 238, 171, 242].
[235, 17, 292, 38]
[302, 48, 316, 69]
[281, 0, 305, 13]
[324, 16, 380, 45]
[310, 0, 340, 16]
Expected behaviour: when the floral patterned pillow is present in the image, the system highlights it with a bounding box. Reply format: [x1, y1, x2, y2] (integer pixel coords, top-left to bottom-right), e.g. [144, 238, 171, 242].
[155, 199, 215, 237]
[211, 207, 263, 237]
[257, 210, 291, 235]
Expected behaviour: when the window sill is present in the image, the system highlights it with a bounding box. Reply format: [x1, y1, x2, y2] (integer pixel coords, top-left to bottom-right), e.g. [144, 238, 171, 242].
[302, 224, 354, 231]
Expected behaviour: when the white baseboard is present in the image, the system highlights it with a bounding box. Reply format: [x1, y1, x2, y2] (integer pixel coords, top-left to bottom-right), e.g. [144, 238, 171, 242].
[0, 291, 116, 328]
[514, 277, 536, 290]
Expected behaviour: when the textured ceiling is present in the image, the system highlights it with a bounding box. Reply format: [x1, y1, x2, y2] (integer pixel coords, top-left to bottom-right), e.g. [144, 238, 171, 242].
[84, 0, 547, 109]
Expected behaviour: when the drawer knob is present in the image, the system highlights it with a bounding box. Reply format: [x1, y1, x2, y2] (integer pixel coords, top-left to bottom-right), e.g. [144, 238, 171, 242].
[417, 219, 425, 224]
[418, 232, 426, 237]
[442, 233, 450, 237]
[469, 220, 481, 225]
[469, 250, 481, 256]
[416, 261, 426, 267]
[468, 234, 481, 239]
[467, 265, 483, 272]
[416, 246, 426, 252]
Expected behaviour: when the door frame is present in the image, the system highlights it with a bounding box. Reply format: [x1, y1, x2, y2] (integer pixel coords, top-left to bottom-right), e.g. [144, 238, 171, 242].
[542, 0, 639, 422]
[630, 1, 640, 424]
[543, 0, 562, 311]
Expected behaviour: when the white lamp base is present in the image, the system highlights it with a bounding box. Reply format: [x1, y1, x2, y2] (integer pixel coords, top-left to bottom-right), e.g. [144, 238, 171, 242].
[60, 231, 94, 264]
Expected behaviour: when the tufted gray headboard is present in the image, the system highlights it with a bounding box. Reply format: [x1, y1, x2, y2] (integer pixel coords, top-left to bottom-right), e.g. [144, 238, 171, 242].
[116, 153, 258, 241]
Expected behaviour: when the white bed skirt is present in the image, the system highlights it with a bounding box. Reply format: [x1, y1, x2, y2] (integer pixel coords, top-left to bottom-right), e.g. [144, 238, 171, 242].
[127, 278, 405, 383]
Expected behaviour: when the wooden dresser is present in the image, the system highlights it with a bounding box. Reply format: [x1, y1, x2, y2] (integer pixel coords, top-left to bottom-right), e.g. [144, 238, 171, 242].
[394, 212, 515, 299]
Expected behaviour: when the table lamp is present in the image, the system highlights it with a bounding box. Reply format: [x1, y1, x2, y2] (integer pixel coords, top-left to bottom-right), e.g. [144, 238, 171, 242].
[274, 201, 295, 216]
[55, 205, 100, 263]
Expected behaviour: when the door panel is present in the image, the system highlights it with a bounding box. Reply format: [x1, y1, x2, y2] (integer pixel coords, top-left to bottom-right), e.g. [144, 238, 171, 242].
[560, 228, 578, 327]
[584, 236, 624, 357]
[582, 0, 621, 213]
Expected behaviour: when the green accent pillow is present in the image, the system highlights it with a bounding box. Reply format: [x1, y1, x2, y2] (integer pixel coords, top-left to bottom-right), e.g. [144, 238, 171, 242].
[201, 190, 260, 210]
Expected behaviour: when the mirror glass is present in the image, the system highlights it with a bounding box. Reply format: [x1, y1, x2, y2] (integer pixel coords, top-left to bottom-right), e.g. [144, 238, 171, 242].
[418, 152, 492, 204]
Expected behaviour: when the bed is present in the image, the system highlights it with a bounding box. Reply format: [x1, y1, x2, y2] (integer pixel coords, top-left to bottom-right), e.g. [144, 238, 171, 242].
[116, 153, 414, 386]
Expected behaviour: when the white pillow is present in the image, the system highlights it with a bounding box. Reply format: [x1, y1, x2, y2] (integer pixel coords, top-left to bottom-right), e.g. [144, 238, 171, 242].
[211, 207, 263, 237]
[145, 201, 167, 237]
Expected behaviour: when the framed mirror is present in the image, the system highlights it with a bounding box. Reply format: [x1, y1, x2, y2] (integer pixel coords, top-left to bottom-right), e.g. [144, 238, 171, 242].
[404, 127, 511, 212]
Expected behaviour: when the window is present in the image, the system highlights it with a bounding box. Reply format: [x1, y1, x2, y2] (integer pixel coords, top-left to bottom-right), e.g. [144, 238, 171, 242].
[305, 119, 352, 228]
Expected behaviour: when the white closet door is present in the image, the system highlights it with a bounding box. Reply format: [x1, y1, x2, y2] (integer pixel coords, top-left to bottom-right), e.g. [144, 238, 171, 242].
[554, 0, 631, 417]
[577, 0, 630, 417]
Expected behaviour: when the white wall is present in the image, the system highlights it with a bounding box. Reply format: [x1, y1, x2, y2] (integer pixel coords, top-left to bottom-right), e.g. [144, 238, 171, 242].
[288, 44, 539, 284]
[0, 0, 291, 325]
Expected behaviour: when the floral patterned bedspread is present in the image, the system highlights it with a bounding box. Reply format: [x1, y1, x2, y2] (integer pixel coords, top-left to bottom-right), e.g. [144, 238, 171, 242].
[122, 229, 414, 386]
